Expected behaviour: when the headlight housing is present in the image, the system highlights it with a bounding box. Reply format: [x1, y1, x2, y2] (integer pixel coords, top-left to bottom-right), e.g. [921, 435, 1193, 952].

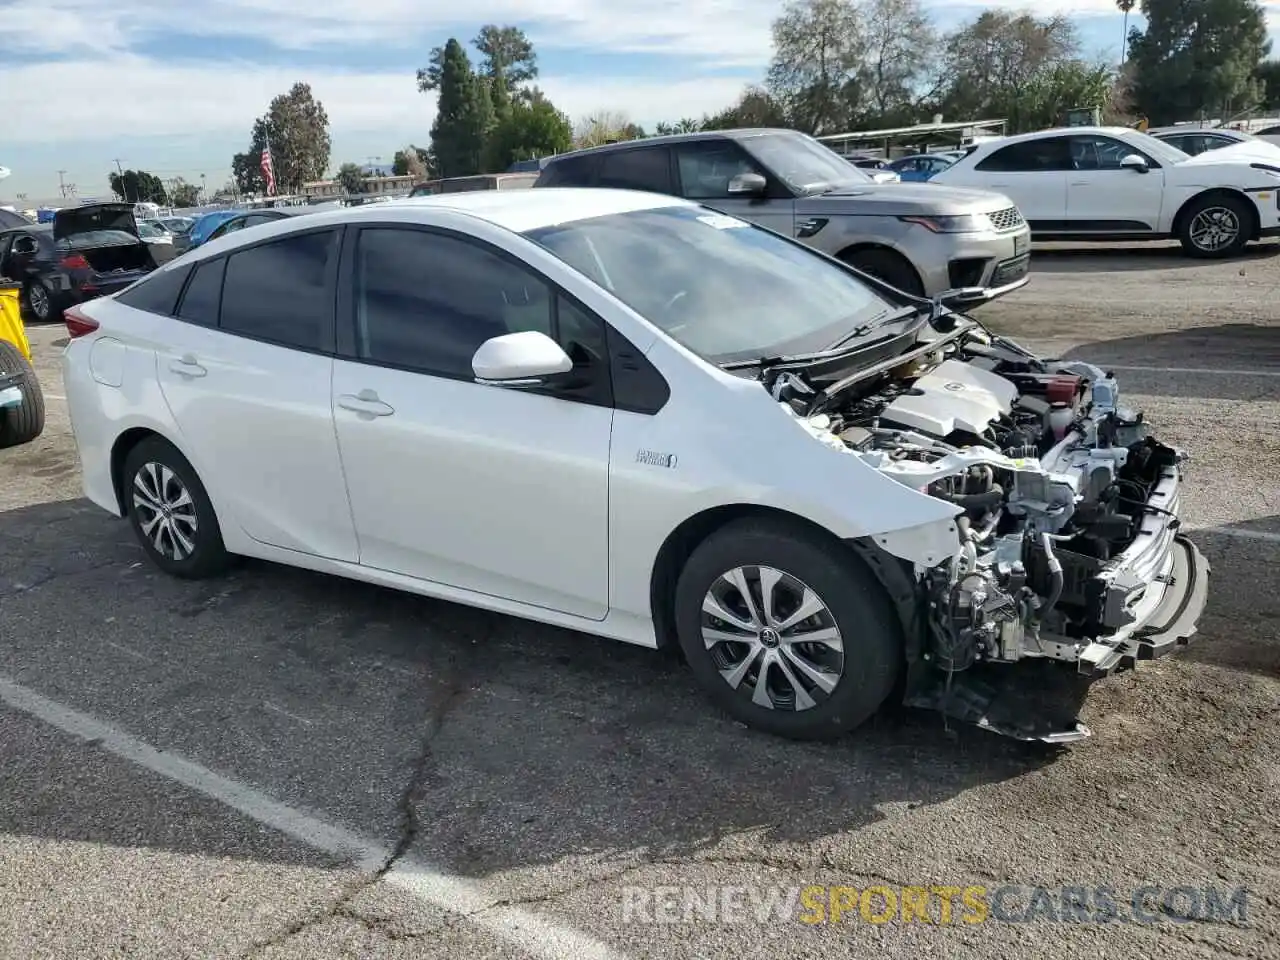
[899, 213, 994, 234]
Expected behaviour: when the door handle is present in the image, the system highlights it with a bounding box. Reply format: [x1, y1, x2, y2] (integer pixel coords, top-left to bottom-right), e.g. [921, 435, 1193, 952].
[168, 355, 207, 377]
[337, 390, 395, 417]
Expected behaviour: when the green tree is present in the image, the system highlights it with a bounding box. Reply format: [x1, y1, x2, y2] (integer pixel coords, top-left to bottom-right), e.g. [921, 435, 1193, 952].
[233, 83, 331, 196]
[1127, 0, 1271, 124]
[108, 169, 167, 204]
[335, 162, 365, 196]
[392, 145, 433, 178]
[766, 0, 866, 134]
[484, 91, 572, 170]
[933, 11, 1081, 130]
[573, 111, 642, 147]
[430, 39, 496, 177]
[1257, 59, 1280, 109]
[168, 179, 200, 207]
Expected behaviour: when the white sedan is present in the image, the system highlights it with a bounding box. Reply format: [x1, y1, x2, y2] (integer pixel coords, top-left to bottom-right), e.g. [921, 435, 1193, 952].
[60, 189, 1208, 743]
[932, 125, 1280, 257]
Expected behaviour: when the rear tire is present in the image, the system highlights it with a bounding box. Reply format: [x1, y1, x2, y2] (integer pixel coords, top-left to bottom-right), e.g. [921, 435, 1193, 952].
[0, 339, 45, 448]
[839, 248, 925, 296]
[122, 436, 231, 580]
[1177, 193, 1252, 258]
[21, 280, 56, 322]
[673, 517, 902, 740]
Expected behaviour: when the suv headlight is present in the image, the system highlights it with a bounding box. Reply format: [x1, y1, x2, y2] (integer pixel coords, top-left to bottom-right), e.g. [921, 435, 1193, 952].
[899, 213, 994, 234]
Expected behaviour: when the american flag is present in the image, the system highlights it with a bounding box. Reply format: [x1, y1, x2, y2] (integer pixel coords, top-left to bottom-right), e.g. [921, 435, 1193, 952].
[260, 143, 276, 196]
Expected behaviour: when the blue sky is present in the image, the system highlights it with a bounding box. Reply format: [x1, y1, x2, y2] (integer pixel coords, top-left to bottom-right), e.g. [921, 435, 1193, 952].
[0, 0, 1274, 201]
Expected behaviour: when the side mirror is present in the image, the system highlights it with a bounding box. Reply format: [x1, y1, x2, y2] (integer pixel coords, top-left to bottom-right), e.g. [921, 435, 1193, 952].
[726, 172, 767, 196]
[1119, 154, 1149, 173]
[472, 330, 573, 386]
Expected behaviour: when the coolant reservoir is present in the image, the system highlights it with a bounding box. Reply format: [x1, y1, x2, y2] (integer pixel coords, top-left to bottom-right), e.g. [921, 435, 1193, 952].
[1048, 402, 1073, 440]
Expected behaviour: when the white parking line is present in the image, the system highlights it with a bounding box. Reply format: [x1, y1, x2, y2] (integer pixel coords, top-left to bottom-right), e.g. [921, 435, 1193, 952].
[1102, 364, 1280, 377]
[0, 674, 626, 960]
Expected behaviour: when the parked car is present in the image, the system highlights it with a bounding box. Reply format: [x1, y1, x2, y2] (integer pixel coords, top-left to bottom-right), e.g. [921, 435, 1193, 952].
[0, 278, 44, 447]
[59, 189, 1207, 743]
[195, 208, 302, 247]
[187, 210, 241, 249]
[534, 129, 1031, 305]
[931, 125, 1280, 257]
[1145, 126, 1280, 156]
[161, 216, 196, 253]
[886, 153, 959, 182]
[408, 173, 539, 197]
[138, 220, 174, 245]
[842, 155, 900, 183]
[0, 201, 163, 322]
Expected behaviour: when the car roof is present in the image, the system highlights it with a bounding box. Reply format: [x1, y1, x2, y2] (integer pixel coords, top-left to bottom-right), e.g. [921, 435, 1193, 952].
[969, 126, 1148, 149]
[543, 127, 804, 162]
[1147, 126, 1247, 137]
[176, 188, 695, 262]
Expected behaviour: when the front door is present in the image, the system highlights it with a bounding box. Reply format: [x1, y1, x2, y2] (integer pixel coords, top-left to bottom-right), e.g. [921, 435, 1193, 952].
[671, 139, 797, 237]
[947, 137, 1071, 229]
[330, 224, 613, 619]
[1064, 134, 1166, 232]
[153, 228, 359, 562]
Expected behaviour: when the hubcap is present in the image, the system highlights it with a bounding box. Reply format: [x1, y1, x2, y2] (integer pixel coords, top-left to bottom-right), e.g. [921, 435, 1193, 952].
[1189, 207, 1239, 252]
[700, 565, 844, 711]
[132, 462, 198, 560]
[28, 284, 49, 318]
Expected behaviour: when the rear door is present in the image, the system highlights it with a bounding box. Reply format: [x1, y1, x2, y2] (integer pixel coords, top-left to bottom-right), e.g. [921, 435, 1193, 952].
[671, 139, 796, 235]
[154, 228, 359, 562]
[959, 138, 1071, 229]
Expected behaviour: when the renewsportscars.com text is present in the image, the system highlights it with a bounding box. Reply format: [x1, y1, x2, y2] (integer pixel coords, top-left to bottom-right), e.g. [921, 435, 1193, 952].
[620, 884, 1250, 925]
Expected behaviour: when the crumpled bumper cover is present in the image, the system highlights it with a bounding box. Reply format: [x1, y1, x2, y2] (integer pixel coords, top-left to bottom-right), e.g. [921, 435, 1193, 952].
[1075, 534, 1211, 678]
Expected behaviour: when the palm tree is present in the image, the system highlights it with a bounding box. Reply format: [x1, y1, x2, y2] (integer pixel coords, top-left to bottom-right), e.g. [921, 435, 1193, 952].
[1117, 0, 1137, 65]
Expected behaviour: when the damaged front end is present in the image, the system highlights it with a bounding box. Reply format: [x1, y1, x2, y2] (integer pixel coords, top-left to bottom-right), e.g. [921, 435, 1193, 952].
[772, 322, 1211, 743]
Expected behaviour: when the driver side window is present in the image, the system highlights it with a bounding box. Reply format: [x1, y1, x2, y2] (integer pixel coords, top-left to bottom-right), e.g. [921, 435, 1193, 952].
[351, 227, 612, 405]
[1069, 135, 1146, 171]
[674, 141, 768, 200]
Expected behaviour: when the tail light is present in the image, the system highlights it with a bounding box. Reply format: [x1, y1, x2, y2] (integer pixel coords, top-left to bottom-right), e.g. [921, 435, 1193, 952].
[64, 305, 99, 339]
[60, 253, 91, 271]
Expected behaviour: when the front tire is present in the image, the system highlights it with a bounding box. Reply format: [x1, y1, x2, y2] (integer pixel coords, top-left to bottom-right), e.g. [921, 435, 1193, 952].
[839, 248, 925, 296]
[674, 517, 902, 740]
[0, 339, 44, 448]
[122, 437, 231, 579]
[1178, 194, 1252, 258]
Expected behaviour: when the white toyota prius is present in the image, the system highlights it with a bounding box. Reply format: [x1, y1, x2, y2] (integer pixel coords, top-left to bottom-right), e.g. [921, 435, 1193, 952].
[60, 189, 1210, 743]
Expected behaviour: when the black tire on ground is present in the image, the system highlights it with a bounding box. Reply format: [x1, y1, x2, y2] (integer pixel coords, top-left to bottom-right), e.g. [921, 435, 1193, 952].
[21, 279, 56, 322]
[121, 435, 232, 580]
[839, 247, 925, 296]
[1177, 193, 1253, 258]
[673, 516, 903, 741]
[0, 339, 45, 449]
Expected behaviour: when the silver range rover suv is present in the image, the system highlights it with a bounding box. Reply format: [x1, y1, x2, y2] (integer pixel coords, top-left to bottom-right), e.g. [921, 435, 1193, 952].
[534, 128, 1033, 306]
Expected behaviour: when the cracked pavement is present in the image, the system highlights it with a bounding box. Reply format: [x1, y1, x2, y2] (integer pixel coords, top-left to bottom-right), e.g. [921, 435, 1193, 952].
[1, 239, 1278, 959]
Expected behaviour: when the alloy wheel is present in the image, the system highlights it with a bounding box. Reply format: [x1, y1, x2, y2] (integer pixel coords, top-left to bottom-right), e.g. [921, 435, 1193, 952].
[700, 565, 844, 711]
[1188, 206, 1240, 253]
[27, 283, 50, 320]
[132, 461, 199, 561]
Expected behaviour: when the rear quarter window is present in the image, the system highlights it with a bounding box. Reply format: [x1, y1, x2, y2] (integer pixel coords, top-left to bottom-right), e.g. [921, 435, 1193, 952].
[115, 263, 194, 316]
[536, 154, 600, 187]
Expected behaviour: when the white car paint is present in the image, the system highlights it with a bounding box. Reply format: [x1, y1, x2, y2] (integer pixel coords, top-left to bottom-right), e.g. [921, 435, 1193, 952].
[58, 188, 1207, 741]
[932, 125, 1280, 249]
[61, 191, 961, 645]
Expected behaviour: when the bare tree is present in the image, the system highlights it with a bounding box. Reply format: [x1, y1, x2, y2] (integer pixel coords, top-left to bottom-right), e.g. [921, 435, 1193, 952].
[766, 0, 867, 134]
[574, 111, 636, 147]
[859, 0, 937, 116]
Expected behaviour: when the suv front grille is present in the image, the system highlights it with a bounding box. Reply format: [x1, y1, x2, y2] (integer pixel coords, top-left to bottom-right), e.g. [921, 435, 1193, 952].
[989, 206, 1025, 232]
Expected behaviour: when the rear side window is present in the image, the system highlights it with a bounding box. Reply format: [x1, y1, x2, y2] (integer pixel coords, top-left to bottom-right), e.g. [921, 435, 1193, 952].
[219, 229, 338, 352]
[116, 263, 193, 316]
[597, 147, 674, 193]
[976, 138, 1071, 172]
[175, 258, 225, 327]
[536, 154, 599, 187]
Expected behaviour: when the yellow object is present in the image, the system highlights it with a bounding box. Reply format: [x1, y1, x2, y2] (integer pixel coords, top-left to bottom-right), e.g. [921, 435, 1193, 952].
[0, 285, 31, 362]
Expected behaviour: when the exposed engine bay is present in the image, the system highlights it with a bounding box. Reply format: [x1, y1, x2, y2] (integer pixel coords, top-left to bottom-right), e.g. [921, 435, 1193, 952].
[766, 320, 1210, 742]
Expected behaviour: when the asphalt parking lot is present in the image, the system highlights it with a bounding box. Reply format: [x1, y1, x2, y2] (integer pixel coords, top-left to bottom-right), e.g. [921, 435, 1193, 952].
[1, 239, 1278, 960]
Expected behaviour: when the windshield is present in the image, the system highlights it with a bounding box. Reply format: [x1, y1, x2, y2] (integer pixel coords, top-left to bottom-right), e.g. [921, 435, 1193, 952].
[741, 132, 873, 193]
[523, 205, 893, 365]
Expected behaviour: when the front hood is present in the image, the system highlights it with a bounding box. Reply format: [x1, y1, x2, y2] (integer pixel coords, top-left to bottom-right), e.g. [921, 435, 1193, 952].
[796, 181, 1017, 216]
[1173, 139, 1280, 171]
[54, 202, 140, 241]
